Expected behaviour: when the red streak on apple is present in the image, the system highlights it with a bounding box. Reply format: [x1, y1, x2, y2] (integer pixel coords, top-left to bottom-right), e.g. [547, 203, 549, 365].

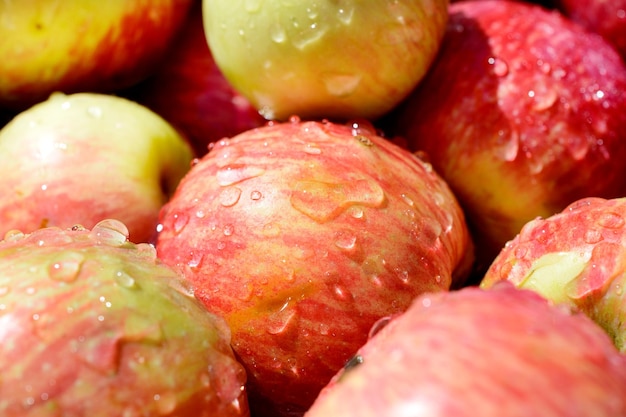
[156, 118, 474, 416]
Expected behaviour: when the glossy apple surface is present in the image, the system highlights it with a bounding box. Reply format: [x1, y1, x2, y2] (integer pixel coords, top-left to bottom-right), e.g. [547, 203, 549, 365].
[202, 0, 449, 121]
[0, 92, 194, 244]
[556, 0, 626, 61]
[481, 197, 626, 351]
[0, 0, 193, 110]
[156, 119, 474, 416]
[136, 1, 266, 157]
[387, 0, 626, 272]
[0, 219, 249, 417]
[305, 284, 626, 417]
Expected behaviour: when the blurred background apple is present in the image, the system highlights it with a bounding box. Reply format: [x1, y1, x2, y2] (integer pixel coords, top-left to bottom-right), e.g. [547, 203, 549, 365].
[0, 0, 193, 110]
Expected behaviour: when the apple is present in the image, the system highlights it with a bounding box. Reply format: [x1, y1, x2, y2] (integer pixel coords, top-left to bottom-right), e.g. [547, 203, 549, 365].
[0, 219, 249, 416]
[0, 0, 193, 110]
[555, 0, 626, 61]
[386, 0, 626, 274]
[0, 92, 194, 244]
[481, 197, 626, 351]
[135, 0, 267, 157]
[156, 118, 475, 416]
[201, 0, 449, 121]
[305, 283, 626, 417]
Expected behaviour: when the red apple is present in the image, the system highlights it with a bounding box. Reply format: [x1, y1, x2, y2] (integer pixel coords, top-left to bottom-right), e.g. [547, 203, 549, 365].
[0, 0, 193, 110]
[156, 118, 474, 416]
[556, 0, 626, 61]
[135, 1, 267, 157]
[202, 0, 450, 121]
[0, 92, 194, 244]
[387, 0, 626, 273]
[481, 197, 626, 351]
[305, 283, 626, 417]
[0, 219, 249, 416]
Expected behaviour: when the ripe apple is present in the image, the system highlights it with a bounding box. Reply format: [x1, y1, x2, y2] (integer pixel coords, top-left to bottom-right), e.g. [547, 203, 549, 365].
[0, 0, 193, 110]
[0, 92, 194, 244]
[135, 0, 267, 157]
[0, 219, 249, 416]
[201, 0, 449, 121]
[156, 119, 475, 416]
[386, 0, 626, 273]
[305, 283, 626, 417]
[481, 197, 626, 351]
[555, 0, 626, 61]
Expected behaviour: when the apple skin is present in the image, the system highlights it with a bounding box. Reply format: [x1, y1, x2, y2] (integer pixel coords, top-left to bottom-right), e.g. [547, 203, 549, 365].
[0, 92, 194, 244]
[135, 1, 267, 157]
[0, 0, 193, 110]
[0, 219, 249, 417]
[156, 119, 474, 417]
[202, 0, 449, 121]
[555, 0, 626, 61]
[481, 197, 626, 352]
[386, 0, 626, 273]
[305, 283, 626, 417]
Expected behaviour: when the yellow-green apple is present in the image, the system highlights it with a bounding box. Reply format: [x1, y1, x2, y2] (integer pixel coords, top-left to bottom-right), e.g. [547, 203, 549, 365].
[135, 1, 266, 157]
[305, 283, 626, 417]
[556, 0, 626, 61]
[0, 92, 194, 244]
[387, 0, 626, 273]
[201, 0, 449, 121]
[0, 0, 193, 110]
[0, 219, 248, 416]
[481, 197, 626, 351]
[156, 119, 474, 416]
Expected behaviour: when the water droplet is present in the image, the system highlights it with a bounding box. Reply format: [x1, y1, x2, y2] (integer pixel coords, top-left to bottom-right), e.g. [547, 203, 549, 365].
[4, 229, 25, 241]
[321, 72, 361, 97]
[223, 224, 234, 236]
[400, 193, 415, 207]
[86, 106, 102, 118]
[48, 252, 84, 282]
[262, 222, 281, 237]
[336, 5, 354, 24]
[270, 22, 286, 43]
[500, 130, 519, 161]
[187, 252, 204, 269]
[597, 212, 625, 229]
[89, 219, 129, 246]
[0, 286, 9, 296]
[368, 316, 392, 339]
[532, 89, 558, 111]
[172, 213, 189, 234]
[318, 323, 330, 335]
[220, 187, 242, 207]
[250, 190, 263, 200]
[335, 232, 357, 251]
[290, 178, 385, 223]
[489, 57, 509, 77]
[154, 391, 177, 415]
[330, 283, 353, 301]
[114, 270, 137, 289]
[266, 299, 298, 335]
[584, 228, 603, 244]
[169, 278, 194, 298]
[304, 143, 322, 155]
[217, 164, 265, 186]
[348, 206, 364, 219]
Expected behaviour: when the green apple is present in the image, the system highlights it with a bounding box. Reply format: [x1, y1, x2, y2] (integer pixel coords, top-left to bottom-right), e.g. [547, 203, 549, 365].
[0, 92, 194, 244]
[0, 0, 193, 110]
[202, 0, 449, 121]
[0, 219, 249, 416]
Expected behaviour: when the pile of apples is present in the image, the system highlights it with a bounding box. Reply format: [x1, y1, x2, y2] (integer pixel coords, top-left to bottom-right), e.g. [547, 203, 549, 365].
[1, 0, 626, 416]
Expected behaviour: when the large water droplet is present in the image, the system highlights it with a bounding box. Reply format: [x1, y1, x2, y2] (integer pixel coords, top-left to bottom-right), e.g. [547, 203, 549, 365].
[219, 187, 243, 207]
[114, 270, 137, 289]
[172, 212, 189, 234]
[89, 219, 129, 246]
[321, 72, 361, 97]
[597, 212, 625, 229]
[217, 164, 265, 186]
[335, 232, 357, 252]
[266, 299, 298, 335]
[48, 252, 84, 282]
[270, 22, 287, 43]
[290, 178, 385, 223]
